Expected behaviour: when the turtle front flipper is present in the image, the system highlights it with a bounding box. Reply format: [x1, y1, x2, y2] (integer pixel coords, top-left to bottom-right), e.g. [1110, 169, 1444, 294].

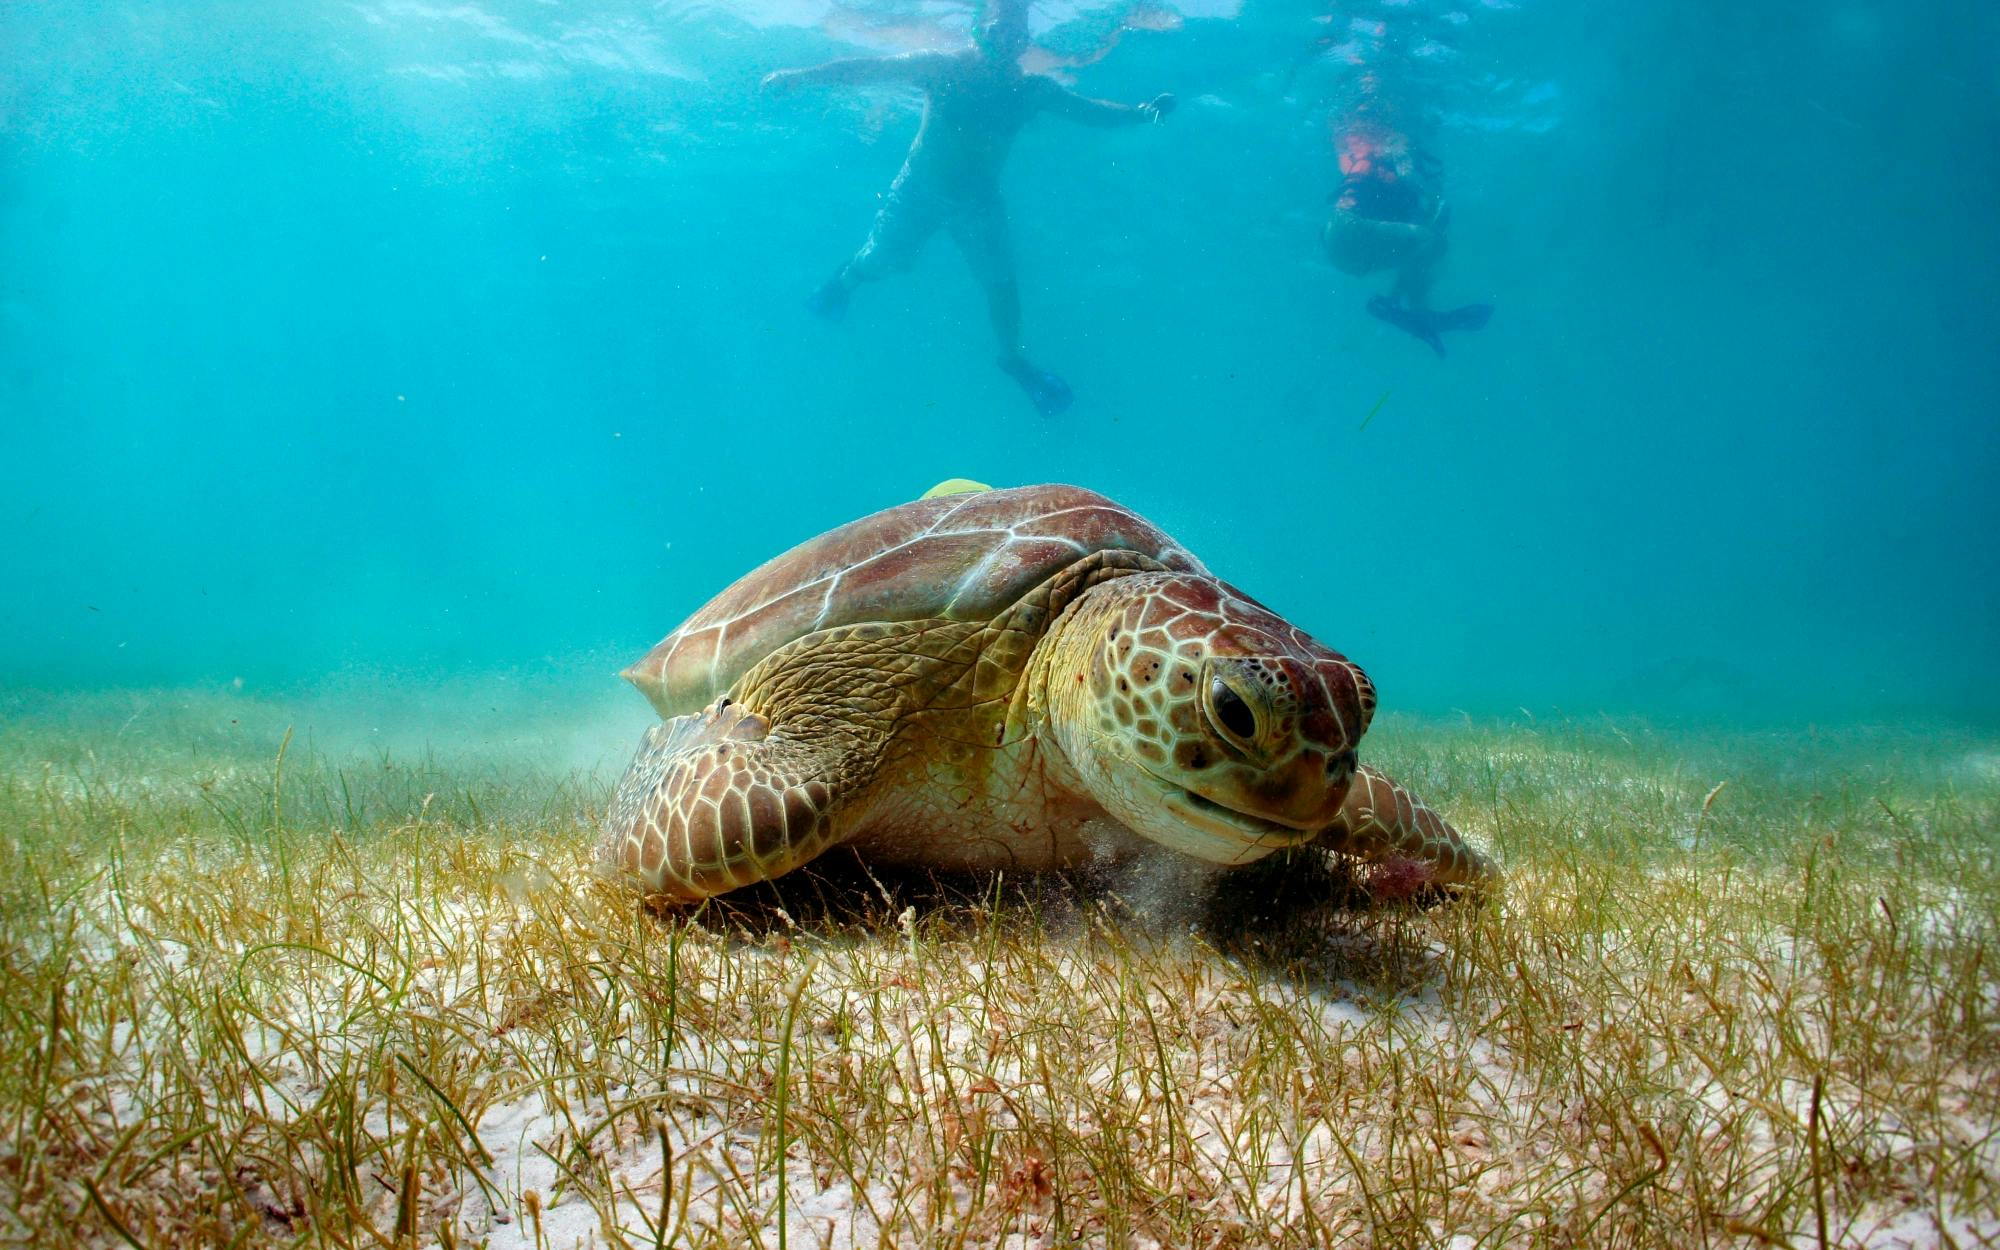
[600, 699, 864, 902]
[1317, 765, 1496, 889]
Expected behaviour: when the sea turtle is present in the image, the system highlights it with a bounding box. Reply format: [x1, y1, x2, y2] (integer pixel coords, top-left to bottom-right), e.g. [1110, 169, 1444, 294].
[603, 483, 1491, 902]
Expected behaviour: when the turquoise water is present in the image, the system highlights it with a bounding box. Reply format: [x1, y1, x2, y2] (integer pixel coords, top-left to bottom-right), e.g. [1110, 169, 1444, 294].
[2, 0, 1995, 726]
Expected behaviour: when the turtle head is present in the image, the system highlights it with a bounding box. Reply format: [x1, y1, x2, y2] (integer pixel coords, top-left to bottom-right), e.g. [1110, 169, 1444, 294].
[1044, 573, 1375, 865]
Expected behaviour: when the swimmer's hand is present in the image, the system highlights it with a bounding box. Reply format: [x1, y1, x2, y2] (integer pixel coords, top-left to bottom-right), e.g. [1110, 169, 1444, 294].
[1140, 93, 1177, 122]
[761, 70, 801, 96]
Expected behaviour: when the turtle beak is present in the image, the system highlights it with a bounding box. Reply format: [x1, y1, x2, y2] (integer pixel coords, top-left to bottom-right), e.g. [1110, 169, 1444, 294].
[1260, 746, 1356, 830]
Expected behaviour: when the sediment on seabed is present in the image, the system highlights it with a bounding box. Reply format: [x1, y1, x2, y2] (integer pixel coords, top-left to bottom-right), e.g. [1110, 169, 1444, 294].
[2, 692, 1995, 1249]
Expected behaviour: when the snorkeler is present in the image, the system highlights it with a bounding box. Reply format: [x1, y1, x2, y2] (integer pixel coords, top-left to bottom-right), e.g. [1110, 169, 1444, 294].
[761, 0, 1175, 416]
[1324, 120, 1492, 358]
[1303, 4, 1493, 359]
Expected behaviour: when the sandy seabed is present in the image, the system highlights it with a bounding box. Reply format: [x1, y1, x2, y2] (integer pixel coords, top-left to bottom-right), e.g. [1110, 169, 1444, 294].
[2, 688, 1996, 1248]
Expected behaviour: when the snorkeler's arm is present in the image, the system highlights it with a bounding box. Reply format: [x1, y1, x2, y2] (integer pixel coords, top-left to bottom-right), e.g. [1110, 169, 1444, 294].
[762, 52, 951, 94]
[1037, 83, 1176, 127]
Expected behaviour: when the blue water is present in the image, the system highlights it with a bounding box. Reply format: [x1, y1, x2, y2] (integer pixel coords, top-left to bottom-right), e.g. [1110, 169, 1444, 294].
[3, 0, 1996, 727]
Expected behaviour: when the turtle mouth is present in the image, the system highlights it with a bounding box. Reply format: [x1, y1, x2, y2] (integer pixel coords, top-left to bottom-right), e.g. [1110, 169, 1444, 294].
[1152, 775, 1320, 850]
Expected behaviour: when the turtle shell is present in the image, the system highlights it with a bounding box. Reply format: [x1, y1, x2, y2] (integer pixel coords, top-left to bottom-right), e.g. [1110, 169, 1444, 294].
[623, 484, 1206, 717]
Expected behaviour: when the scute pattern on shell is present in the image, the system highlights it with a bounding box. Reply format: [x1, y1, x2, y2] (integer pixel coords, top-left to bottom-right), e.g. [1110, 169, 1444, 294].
[623, 484, 1206, 717]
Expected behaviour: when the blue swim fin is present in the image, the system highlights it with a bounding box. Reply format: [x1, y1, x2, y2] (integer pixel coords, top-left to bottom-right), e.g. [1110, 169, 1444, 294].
[805, 278, 851, 322]
[997, 357, 1074, 416]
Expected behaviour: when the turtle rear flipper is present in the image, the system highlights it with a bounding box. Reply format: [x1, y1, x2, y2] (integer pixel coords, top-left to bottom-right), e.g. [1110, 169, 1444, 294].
[1316, 765, 1495, 889]
[600, 699, 866, 902]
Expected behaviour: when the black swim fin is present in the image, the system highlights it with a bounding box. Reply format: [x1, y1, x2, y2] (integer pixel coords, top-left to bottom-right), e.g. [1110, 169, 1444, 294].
[1367, 295, 1446, 357]
[1435, 302, 1493, 332]
[1366, 296, 1494, 358]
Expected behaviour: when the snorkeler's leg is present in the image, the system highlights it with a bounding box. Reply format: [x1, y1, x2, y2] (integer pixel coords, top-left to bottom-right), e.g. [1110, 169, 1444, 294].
[983, 273, 1024, 353]
[987, 280, 1074, 417]
[1391, 247, 1437, 310]
[810, 181, 938, 321]
[953, 201, 1073, 416]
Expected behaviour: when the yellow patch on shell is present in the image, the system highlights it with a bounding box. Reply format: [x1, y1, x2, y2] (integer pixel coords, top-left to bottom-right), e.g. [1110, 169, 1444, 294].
[919, 478, 994, 500]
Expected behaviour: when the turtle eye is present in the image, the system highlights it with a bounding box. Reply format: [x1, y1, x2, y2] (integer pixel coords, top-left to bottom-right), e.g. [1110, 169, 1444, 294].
[1207, 677, 1258, 745]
